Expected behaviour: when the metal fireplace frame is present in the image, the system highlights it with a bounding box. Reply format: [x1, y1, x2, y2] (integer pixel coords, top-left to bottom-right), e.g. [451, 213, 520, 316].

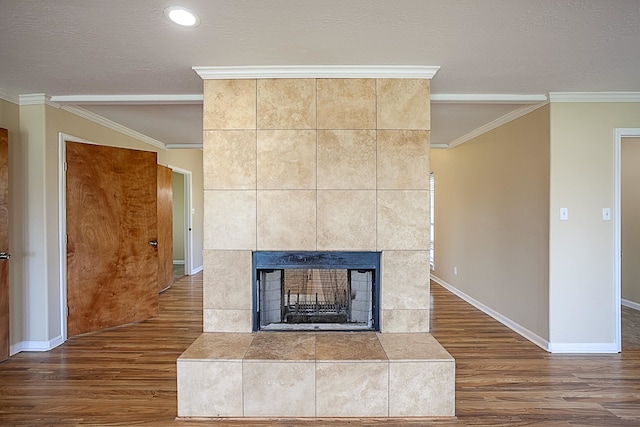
[252, 251, 381, 332]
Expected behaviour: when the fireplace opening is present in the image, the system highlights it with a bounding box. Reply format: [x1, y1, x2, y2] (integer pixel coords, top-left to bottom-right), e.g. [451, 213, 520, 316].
[253, 252, 380, 331]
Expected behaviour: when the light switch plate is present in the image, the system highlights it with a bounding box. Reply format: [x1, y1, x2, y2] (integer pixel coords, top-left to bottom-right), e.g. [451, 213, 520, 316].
[560, 208, 568, 221]
[603, 208, 611, 221]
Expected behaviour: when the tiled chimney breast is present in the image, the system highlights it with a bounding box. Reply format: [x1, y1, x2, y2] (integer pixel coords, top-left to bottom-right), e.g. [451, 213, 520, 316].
[203, 78, 431, 333]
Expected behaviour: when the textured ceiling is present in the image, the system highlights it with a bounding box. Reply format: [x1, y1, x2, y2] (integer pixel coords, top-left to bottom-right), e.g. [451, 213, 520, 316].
[1, 0, 639, 147]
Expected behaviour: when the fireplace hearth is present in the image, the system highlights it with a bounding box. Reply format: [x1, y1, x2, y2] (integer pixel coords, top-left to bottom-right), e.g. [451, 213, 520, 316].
[254, 251, 380, 331]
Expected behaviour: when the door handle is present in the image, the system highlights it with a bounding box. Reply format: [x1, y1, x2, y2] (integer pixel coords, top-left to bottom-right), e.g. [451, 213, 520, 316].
[0, 252, 11, 260]
[149, 241, 158, 247]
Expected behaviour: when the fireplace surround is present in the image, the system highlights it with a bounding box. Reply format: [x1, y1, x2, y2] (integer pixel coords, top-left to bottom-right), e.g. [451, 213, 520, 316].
[178, 68, 454, 419]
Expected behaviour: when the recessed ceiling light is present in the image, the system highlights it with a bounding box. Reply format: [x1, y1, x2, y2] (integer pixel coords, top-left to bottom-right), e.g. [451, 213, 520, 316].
[164, 6, 200, 27]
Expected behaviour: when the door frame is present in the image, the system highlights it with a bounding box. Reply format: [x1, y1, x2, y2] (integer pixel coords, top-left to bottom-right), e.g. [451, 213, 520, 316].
[614, 128, 640, 353]
[167, 165, 193, 275]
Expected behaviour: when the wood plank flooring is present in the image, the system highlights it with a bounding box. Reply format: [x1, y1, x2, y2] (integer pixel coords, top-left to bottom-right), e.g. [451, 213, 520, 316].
[0, 274, 639, 426]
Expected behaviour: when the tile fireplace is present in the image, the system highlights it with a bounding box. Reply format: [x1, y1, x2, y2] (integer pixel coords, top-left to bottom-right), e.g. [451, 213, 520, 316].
[178, 69, 454, 420]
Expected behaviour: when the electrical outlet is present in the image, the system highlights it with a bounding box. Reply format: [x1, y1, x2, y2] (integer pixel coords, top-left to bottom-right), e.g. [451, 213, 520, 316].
[453, 266, 458, 275]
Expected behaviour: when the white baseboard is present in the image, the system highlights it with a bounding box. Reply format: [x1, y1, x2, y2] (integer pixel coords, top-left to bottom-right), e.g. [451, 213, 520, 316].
[173, 260, 185, 265]
[10, 335, 65, 356]
[431, 275, 551, 352]
[622, 298, 640, 311]
[191, 265, 203, 274]
[547, 342, 619, 354]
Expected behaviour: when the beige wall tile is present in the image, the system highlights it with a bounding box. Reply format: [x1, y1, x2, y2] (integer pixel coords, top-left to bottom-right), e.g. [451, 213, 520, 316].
[316, 362, 388, 416]
[203, 308, 252, 332]
[317, 79, 376, 129]
[317, 190, 376, 251]
[257, 130, 316, 189]
[315, 332, 386, 360]
[204, 190, 256, 250]
[204, 131, 256, 189]
[381, 309, 429, 333]
[177, 361, 244, 417]
[317, 130, 376, 189]
[377, 333, 453, 361]
[257, 79, 316, 129]
[204, 250, 253, 310]
[388, 362, 455, 416]
[377, 79, 430, 130]
[244, 333, 316, 360]
[381, 251, 430, 310]
[179, 333, 254, 360]
[243, 362, 316, 416]
[377, 190, 430, 250]
[257, 190, 316, 250]
[203, 80, 256, 130]
[377, 130, 430, 190]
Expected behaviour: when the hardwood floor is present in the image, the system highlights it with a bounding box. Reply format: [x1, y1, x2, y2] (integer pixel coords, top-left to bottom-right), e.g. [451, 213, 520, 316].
[0, 274, 639, 426]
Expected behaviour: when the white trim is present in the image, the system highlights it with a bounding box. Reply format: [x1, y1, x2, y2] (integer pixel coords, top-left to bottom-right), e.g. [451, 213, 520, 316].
[17, 95, 169, 150]
[431, 94, 547, 104]
[430, 143, 448, 149]
[447, 102, 548, 149]
[431, 275, 550, 352]
[166, 143, 203, 150]
[173, 260, 185, 265]
[50, 94, 203, 105]
[614, 128, 640, 353]
[10, 336, 64, 355]
[193, 65, 440, 80]
[18, 93, 60, 107]
[0, 88, 19, 104]
[167, 165, 194, 275]
[550, 92, 640, 103]
[58, 105, 167, 150]
[622, 298, 640, 311]
[547, 342, 619, 354]
[191, 265, 203, 274]
[58, 133, 69, 346]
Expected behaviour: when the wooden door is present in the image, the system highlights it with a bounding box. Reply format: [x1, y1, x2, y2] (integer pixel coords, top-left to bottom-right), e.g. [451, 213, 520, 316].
[0, 128, 9, 362]
[157, 165, 173, 292]
[66, 141, 158, 337]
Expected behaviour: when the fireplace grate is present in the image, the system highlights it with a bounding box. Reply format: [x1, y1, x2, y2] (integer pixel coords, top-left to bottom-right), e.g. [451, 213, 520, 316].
[284, 288, 349, 323]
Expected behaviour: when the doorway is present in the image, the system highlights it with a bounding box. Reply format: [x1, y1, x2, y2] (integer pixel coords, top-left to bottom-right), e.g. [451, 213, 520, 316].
[168, 165, 193, 276]
[615, 128, 640, 352]
[58, 133, 163, 340]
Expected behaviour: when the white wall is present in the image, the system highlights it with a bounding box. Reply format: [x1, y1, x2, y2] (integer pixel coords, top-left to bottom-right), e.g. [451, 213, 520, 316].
[431, 104, 550, 342]
[549, 102, 640, 350]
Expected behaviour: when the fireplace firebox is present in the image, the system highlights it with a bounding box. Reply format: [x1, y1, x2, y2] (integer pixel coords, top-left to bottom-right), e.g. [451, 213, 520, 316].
[253, 252, 380, 331]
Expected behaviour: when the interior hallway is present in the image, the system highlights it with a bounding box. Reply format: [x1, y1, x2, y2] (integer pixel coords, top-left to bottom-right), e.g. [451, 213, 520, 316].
[0, 273, 638, 426]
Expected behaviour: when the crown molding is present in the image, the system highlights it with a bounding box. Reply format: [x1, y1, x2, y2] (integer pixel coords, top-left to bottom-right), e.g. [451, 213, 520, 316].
[19, 93, 60, 108]
[59, 104, 167, 150]
[0, 88, 19, 105]
[193, 65, 440, 80]
[431, 94, 547, 104]
[549, 92, 640, 102]
[50, 94, 203, 105]
[430, 143, 449, 149]
[166, 143, 203, 150]
[447, 102, 548, 149]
